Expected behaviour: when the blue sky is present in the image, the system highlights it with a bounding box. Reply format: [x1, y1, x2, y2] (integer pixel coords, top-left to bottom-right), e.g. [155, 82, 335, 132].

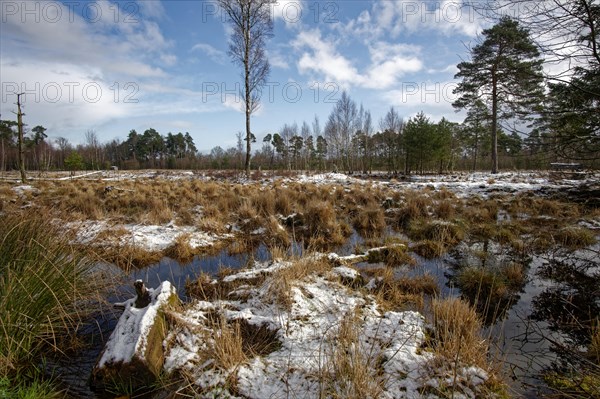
[1, 0, 491, 152]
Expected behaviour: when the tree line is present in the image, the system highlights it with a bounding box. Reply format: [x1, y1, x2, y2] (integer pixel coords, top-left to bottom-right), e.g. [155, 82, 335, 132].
[0, 103, 551, 175]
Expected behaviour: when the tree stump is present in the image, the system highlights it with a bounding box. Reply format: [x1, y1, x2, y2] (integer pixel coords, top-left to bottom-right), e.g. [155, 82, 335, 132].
[91, 281, 178, 392]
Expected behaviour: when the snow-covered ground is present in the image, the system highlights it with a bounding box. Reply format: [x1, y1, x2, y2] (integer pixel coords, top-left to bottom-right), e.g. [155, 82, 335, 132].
[163, 259, 492, 398]
[67, 219, 232, 252]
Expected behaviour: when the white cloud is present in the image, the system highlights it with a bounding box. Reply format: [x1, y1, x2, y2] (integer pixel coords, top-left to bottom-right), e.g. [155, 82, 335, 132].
[0, 1, 174, 78]
[0, 60, 128, 135]
[191, 43, 228, 64]
[0, 0, 186, 144]
[427, 64, 460, 75]
[339, 0, 485, 41]
[137, 0, 166, 20]
[292, 29, 423, 90]
[269, 52, 290, 69]
[293, 29, 361, 87]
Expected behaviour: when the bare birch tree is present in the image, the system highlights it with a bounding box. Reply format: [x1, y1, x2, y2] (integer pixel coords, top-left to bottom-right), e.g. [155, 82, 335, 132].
[217, 0, 274, 176]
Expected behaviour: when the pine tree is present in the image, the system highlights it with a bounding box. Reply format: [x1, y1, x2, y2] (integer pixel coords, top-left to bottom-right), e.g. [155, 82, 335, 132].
[453, 17, 544, 173]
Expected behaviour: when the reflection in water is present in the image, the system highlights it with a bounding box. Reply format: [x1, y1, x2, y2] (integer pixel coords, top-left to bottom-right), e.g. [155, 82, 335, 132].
[53, 243, 272, 398]
[529, 250, 600, 396]
[446, 241, 530, 325]
[531, 252, 600, 346]
[127, 244, 271, 299]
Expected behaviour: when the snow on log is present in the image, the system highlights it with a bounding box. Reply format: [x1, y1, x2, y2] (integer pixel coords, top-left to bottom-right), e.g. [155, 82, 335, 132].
[91, 280, 178, 391]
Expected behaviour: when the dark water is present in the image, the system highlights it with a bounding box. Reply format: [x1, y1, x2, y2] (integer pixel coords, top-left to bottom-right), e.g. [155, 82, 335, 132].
[356, 240, 599, 397]
[414, 245, 599, 398]
[52, 243, 274, 398]
[53, 234, 365, 398]
[54, 233, 599, 398]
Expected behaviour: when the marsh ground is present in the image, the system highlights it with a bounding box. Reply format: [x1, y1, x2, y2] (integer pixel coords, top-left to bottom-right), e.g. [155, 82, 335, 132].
[0, 169, 598, 398]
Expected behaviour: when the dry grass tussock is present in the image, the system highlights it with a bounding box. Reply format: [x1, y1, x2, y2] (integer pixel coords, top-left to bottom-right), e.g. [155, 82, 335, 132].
[303, 200, 351, 249]
[429, 297, 488, 368]
[323, 310, 384, 399]
[164, 233, 196, 263]
[185, 267, 266, 302]
[409, 220, 465, 259]
[553, 226, 597, 250]
[366, 244, 416, 267]
[363, 267, 438, 311]
[352, 205, 386, 238]
[210, 316, 248, 371]
[266, 255, 332, 309]
[99, 244, 163, 271]
[394, 191, 432, 229]
[455, 262, 526, 320]
[463, 198, 499, 224]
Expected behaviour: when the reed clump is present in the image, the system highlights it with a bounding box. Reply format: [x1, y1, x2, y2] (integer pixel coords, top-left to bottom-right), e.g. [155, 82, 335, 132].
[0, 213, 104, 388]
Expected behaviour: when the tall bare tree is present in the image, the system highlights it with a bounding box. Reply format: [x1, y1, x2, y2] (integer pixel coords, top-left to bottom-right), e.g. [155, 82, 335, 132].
[325, 91, 358, 173]
[218, 0, 274, 176]
[13, 93, 27, 183]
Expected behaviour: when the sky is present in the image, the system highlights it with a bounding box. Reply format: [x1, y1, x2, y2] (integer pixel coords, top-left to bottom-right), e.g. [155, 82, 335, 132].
[0, 0, 497, 152]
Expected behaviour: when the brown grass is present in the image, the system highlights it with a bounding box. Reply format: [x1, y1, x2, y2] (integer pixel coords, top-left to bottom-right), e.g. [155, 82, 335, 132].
[430, 297, 487, 367]
[434, 200, 455, 220]
[394, 191, 431, 229]
[197, 215, 229, 234]
[303, 200, 350, 249]
[211, 315, 248, 371]
[468, 223, 496, 241]
[185, 269, 266, 302]
[101, 244, 163, 271]
[364, 267, 437, 311]
[352, 205, 386, 238]
[591, 321, 600, 364]
[367, 244, 415, 267]
[325, 311, 383, 399]
[410, 220, 464, 247]
[412, 240, 447, 259]
[464, 198, 498, 224]
[234, 319, 281, 357]
[264, 216, 291, 248]
[164, 233, 196, 263]
[554, 226, 597, 250]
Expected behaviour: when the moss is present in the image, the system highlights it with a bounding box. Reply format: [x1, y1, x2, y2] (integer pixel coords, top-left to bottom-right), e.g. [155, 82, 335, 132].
[543, 371, 600, 398]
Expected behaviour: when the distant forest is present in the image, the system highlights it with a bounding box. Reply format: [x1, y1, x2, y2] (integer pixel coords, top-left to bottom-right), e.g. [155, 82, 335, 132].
[0, 105, 594, 174]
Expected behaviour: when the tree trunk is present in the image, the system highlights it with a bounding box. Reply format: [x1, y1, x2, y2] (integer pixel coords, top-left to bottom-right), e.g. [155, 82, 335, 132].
[244, 11, 252, 178]
[16, 94, 26, 183]
[491, 74, 499, 174]
[472, 131, 478, 171]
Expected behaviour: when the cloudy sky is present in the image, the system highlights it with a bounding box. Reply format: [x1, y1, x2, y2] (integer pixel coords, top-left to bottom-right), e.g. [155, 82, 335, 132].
[1, 0, 493, 151]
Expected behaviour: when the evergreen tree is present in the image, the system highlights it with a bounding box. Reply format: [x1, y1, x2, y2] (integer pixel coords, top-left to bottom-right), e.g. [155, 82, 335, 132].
[453, 17, 544, 173]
